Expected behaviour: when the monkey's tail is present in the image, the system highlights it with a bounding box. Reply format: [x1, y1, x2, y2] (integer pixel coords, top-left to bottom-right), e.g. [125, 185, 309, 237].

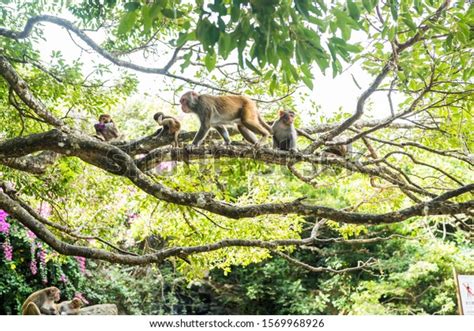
[258, 114, 273, 134]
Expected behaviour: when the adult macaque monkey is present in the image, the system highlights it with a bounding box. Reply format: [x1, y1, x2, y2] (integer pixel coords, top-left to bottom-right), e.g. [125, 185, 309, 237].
[94, 114, 119, 141]
[153, 112, 181, 147]
[180, 91, 272, 147]
[21, 287, 61, 315]
[272, 110, 297, 152]
[56, 298, 84, 315]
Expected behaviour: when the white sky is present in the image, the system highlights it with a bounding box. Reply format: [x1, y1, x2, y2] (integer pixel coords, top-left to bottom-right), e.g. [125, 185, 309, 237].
[37, 19, 397, 124]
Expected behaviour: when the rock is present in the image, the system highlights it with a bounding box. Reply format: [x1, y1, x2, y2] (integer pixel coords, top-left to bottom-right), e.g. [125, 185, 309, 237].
[79, 304, 118, 315]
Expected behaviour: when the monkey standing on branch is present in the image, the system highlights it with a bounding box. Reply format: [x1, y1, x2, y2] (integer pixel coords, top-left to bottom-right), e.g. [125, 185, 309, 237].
[94, 114, 119, 141]
[153, 112, 181, 147]
[21, 287, 61, 315]
[179, 91, 272, 147]
[272, 110, 297, 152]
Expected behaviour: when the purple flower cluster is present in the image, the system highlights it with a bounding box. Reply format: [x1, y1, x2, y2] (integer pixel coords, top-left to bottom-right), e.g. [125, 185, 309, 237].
[60, 273, 68, 283]
[75, 256, 86, 274]
[2, 241, 13, 261]
[0, 210, 10, 235]
[37, 243, 48, 283]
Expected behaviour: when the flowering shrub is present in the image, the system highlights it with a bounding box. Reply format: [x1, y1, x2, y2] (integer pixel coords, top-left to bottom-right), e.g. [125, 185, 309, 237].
[0, 210, 88, 314]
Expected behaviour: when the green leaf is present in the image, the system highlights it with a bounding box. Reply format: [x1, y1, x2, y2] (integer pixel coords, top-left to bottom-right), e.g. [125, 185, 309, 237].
[162, 8, 184, 18]
[347, 0, 360, 21]
[204, 50, 216, 71]
[390, 0, 399, 21]
[402, 13, 417, 30]
[117, 11, 138, 34]
[218, 33, 234, 60]
[301, 75, 314, 90]
[231, 3, 240, 22]
[245, 59, 262, 75]
[124, 1, 140, 12]
[362, 0, 374, 12]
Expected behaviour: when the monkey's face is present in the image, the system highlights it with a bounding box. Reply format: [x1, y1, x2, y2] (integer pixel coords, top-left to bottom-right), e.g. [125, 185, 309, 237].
[180, 91, 198, 113]
[47, 287, 61, 301]
[99, 115, 112, 124]
[153, 112, 164, 122]
[279, 110, 295, 125]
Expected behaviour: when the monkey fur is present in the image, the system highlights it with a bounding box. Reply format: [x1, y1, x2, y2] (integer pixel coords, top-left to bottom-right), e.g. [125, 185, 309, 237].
[21, 287, 61, 315]
[272, 110, 297, 152]
[180, 91, 271, 147]
[56, 298, 84, 315]
[94, 114, 119, 141]
[153, 112, 181, 147]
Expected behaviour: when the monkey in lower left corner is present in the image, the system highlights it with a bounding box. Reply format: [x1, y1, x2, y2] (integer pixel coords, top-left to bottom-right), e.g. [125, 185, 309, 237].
[22, 287, 61, 315]
[94, 114, 119, 142]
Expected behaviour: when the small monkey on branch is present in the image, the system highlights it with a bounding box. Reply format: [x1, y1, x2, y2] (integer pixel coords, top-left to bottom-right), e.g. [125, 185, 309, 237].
[180, 91, 272, 147]
[153, 112, 181, 147]
[272, 110, 297, 152]
[94, 114, 119, 142]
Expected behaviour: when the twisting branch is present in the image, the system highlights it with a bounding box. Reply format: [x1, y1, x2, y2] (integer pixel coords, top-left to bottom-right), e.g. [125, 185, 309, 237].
[305, 0, 452, 152]
[0, 55, 64, 127]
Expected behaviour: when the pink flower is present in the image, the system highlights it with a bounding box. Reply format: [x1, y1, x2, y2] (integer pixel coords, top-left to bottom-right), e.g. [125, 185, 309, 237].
[26, 230, 36, 240]
[30, 259, 38, 275]
[60, 274, 68, 283]
[0, 210, 8, 222]
[2, 241, 13, 261]
[38, 203, 52, 218]
[75, 256, 86, 274]
[74, 292, 89, 304]
[0, 210, 9, 235]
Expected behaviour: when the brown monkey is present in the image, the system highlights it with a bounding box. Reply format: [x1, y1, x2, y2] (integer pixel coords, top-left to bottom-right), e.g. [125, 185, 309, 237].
[55, 298, 84, 315]
[21, 287, 61, 315]
[94, 114, 119, 141]
[179, 91, 272, 147]
[153, 112, 181, 147]
[323, 142, 352, 158]
[272, 110, 297, 152]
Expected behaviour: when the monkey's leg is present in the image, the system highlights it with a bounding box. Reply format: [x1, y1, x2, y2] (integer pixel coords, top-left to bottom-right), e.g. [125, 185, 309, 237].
[214, 126, 231, 145]
[173, 131, 180, 147]
[241, 119, 271, 146]
[237, 125, 258, 145]
[192, 125, 211, 146]
[272, 136, 279, 149]
[23, 302, 41, 315]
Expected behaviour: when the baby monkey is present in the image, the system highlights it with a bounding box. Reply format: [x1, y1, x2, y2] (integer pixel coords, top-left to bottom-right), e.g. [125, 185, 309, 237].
[94, 114, 119, 141]
[56, 298, 84, 315]
[153, 112, 181, 147]
[272, 110, 297, 152]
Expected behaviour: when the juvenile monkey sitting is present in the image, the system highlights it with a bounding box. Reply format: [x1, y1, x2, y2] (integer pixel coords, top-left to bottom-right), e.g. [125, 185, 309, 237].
[272, 110, 297, 152]
[94, 114, 119, 142]
[153, 112, 181, 147]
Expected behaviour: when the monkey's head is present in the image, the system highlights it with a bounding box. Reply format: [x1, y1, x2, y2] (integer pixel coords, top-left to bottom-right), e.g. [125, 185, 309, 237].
[278, 110, 295, 126]
[98, 114, 112, 124]
[46, 287, 61, 302]
[180, 91, 199, 113]
[58, 298, 83, 315]
[153, 112, 164, 122]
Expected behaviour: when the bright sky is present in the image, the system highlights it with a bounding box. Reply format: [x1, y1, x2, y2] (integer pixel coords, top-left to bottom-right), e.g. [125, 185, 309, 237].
[37, 19, 397, 124]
